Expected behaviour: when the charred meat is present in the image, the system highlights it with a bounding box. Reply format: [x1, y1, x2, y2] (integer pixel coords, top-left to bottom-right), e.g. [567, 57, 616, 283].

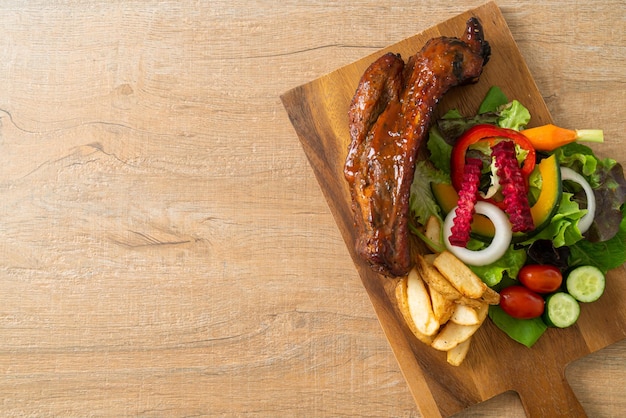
[344, 18, 490, 277]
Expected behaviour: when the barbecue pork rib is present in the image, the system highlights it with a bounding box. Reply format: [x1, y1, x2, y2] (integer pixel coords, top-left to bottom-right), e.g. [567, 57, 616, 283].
[344, 18, 490, 277]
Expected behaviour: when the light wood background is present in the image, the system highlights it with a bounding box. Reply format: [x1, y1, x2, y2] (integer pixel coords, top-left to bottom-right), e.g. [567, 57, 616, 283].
[0, 1, 623, 416]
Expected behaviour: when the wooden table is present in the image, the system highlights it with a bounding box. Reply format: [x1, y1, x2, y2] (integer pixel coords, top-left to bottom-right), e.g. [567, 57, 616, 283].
[0, 1, 623, 416]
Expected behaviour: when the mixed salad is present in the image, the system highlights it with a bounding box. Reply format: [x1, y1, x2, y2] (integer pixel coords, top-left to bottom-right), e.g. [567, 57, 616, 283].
[410, 86, 626, 346]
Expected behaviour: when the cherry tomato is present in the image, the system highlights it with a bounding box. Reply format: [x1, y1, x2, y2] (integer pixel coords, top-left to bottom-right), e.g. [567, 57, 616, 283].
[518, 264, 563, 294]
[499, 286, 545, 319]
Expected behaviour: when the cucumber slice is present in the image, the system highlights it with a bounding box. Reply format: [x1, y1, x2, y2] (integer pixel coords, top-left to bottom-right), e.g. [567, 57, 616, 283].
[566, 265, 606, 303]
[543, 292, 580, 328]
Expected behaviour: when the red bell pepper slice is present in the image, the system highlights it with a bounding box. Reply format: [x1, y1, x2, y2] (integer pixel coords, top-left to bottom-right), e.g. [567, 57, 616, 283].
[450, 124, 536, 194]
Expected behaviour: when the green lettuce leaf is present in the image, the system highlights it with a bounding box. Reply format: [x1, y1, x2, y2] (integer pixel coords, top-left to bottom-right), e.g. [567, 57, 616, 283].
[488, 306, 547, 347]
[427, 127, 453, 175]
[521, 192, 585, 247]
[553, 143, 600, 183]
[586, 162, 626, 242]
[553, 143, 626, 242]
[569, 204, 626, 273]
[409, 160, 449, 225]
[434, 111, 498, 146]
[443, 109, 463, 120]
[469, 245, 527, 287]
[478, 86, 509, 114]
[497, 100, 531, 131]
[433, 87, 530, 146]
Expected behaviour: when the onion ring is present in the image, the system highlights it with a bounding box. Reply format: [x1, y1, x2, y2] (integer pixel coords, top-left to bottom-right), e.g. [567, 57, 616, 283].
[443, 201, 512, 266]
[560, 167, 596, 233]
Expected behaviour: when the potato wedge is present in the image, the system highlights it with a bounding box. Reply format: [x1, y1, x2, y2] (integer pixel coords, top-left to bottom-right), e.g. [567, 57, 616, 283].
[424, 215, 443, 251]
[431, 303, 488, 351]
[433, 251, 487, 299]
[457, 296, 485, 309]
[447, 337, 472, 366]
[475, 300, 489, 322]
[396, 249, 496, 366]
[430, 287, 455, 325]
[431, 321, 480, 351]
[480, 285, 501, 305]
[395, 277, 434, 345]
[415, 254, 463, 301]
[406, 268, 440, 336]
[450, 303, 480, 326]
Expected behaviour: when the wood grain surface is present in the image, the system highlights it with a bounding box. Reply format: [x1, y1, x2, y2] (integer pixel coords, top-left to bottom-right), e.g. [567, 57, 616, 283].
[0, 1, 624, 417]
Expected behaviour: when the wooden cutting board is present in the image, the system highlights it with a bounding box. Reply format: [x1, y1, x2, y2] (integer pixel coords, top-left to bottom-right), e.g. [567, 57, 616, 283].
[280, 2, 626, 416]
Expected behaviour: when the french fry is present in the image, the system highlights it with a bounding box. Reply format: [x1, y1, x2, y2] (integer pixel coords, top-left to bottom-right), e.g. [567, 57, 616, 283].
[450, 303, 480, 326]
[395, 277, 434, 345]
[446, 337, 472, 366]
[430, 287, 455, 325]
[433, 251, 487, 299]
[406, 268, 440, 336]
